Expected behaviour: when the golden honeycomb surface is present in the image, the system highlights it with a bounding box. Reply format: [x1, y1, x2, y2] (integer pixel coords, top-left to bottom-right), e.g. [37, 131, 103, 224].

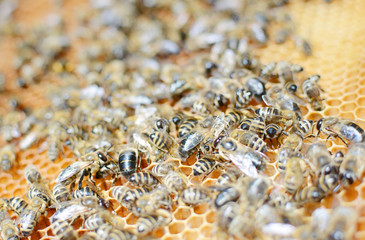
[0, 0, 365, 240]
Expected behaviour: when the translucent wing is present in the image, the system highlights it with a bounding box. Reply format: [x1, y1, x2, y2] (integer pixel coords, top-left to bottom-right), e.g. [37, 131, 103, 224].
[229, 152, 258, 177]
[262, 223, 296, 236]
[51, 204, 94, 222]
[56, 161, 92, 183]
[181, 132, 204, 152]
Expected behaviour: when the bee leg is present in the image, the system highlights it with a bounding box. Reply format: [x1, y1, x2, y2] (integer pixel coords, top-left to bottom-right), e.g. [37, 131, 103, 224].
[78, 169, 88, 189]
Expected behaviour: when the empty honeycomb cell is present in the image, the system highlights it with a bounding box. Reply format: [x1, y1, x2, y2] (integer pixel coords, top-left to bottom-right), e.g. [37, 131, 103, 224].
[152, 227, 165, 238]
[202, 179, 217, 187]
[5, 183, 15, 191]
[201, 224, 213, 237]
[359, 87, 365, 95]
[46, 166, 59, 176]
[340, 103, 357, 112]
[355, 107, 365, 119]
[205, 211, 216, 224]
[343, 94, 358, 102]
[174, 207, 191, 220]
[0, 176, 7, 184]
[306, 112, 324, 121]
[324, 107, 339, 116]
[182, 230, 199, 240]
[168, 221, 185, 234]
[358, 97, 365, 106]
[126, 213, 138, 225]
[193, 203, 209, 215]
[180, 166, 192, 176]
[13, 188, 25, 196]
[188, 216, 204, 228]
[339, 112, 355, 119]
[340, 187, 358, 202]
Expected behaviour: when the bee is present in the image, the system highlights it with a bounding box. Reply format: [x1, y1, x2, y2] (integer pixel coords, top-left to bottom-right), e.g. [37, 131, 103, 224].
[56, 151, 110, 187]
[177, 117, 198, 138]
[85, 210, 124, 230]
[293, 186, 322, 204]
[178, 131, 204, 159]
[149, 131, 174, 153]
[264, 123, 282, 139]
[72, 186, 97, 199]
[275, 29, 291, 44]
[111, 186, 150, 208]
[325, 207, 357, 240]
[153, 118, 170, 132]
[239, 117, 265, 137]
[332, 150, 344, 169]
[0, 144, 16, 171]
[65, 124, 84, 137]
[171, 112, 187, 126]
[277, 61, 299, 93]
[192, 99, 212, 116]
[24, 166, 53, 205]
[294, 120, 313, 136]
[245, 76, 266, 101]
[151, 162, 177, 177]
[118, 146, 139, 177]
[91, 124, 109, 136]
[339, 143, 365, 186]
[181, 187, 210, 206]
[225, 109, 244, 129]
[128, 172, 159, 187]
[96, 224, 137, 240]
[295, 37, 312, 56]
[255, 107, 298, 125]
[162, 170, 188, 195]
[192, 156, 219, 177]
[48, 135, 61, 162]
[218, 137, 267, 177]
[260, 62, 276, 79]
[18, 197, 47, 237]
[9, 197, 28, 215]
[214, 186, 240, 208]
[281, 132, 303, 152]
[53, 183, 71, 204]
[263, 85, 304, 114]
[51, 219, 78, 240]
[133, 186, 173, 216]
[136, 213, 171, 235]
[302, 75, 323, 111]
[249, 22, 268, 44]
[80, 232, 97, 240]
[51, 196, 100, 223]
[27, 186, 52, 205]
[284, 156, 305, 194]
[204, 91, 228, 109]
[217, 168, 242, 185]
[230, 129, 267, 153]
[1, 217, 19, 240]
[234, 88, 253, 108]
[316, 117, 365, 145]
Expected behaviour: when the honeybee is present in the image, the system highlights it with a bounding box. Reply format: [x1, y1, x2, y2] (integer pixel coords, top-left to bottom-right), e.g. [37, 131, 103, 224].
[24, 166, 53, 205]
[18, 197, 47, 237]
[0, 198, 19, 240]
[133, 186, 173, 216]
[294, 37, 312, 56]
[151, 162, 177, 177]
[316, 117, 365, 145]
[277, 61, 299, 93]
[233, 88, 253, 108]
[332, 150, 344, 170]
[281, 132, 303, 152]
[230, 129, 267, 153]
[9, 197, 28, 215]
[181, 186, 210, 206]
[53, 183, 71, 204]
[118, 146, 139, 177]
[48, 135, 62, 162]
[85, 210, 124, 230]
[293, 186, 322, 204]
[171, 112, 188, 126]
[51, 219, 78, 240]
[192, 156, 220, 177]
[112, 186, 150, 209]
[325, 207, 357, 240]
[96, 224, 137, 240]
[218, 137, 268, 177]
[294, 120, 313, 136]
[214, 186, 240, 209]
[245, 76, 267, 101]
[136, 212, 171, 235]
[162, 170, 188, 196]
[0, 144, 16, 171]
[284, 156, 305, 194]
[264, 123, 282, 140]
[152, 118, 171, 132]
[260, 62, 276, 79]
[128, 172, 159, 187]
[263, 85, 305, 113]
[302, 75, 323, 111]
[149, 130, 176, 154]
[217, 168, 242, 185]
[177, 116, 199, 138]
[80, 232, 97, 240]
[56, 151, 110, 187]
[217, 201, 239, 231]
[339, 143, 365, 186]
[50, 196, 100, 223]
[178, 131, 204, 159]
[192, 99, 212, 116]
[239, 117, 265, 137]
[255, 107, 298, 127]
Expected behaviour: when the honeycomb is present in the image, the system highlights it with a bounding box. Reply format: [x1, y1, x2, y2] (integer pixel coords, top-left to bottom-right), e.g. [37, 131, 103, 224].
[0, 0, 365, 239]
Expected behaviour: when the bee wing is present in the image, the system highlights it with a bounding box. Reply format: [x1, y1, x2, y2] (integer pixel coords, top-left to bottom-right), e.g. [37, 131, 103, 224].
[51, 204, 93, 222]
[56, 161, 92, 183]
[182, 132, 204, 152]
[262, 95, 274, 106]
[262, 223, 296, 237]
[227, 152, 258, 177]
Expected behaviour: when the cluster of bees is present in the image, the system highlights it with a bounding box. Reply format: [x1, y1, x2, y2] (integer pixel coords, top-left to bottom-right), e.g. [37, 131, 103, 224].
[0, 0, 362, 240]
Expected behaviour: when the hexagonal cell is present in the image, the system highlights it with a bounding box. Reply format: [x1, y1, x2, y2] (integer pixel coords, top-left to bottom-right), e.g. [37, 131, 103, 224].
[174, 207, 191, 220]
[168, 221, 186, 234]
[340, 102, 357, 112]
[182, 229, 199, 240]
[326, 99, 342, 107]
[264, 164, 276, 177]
[205, 210, 216, 224]
[201, 224, 214, 237]
[152, 227, 165, 238]
[355, 107, 365, 119]
[340, 187, 358, 202]
[306, 112, 324, 121]
[339, 112, 355, 119]
[324, 107, 340, 116]
[126, 213, 138, 225]
[193, 203, 209, 215]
